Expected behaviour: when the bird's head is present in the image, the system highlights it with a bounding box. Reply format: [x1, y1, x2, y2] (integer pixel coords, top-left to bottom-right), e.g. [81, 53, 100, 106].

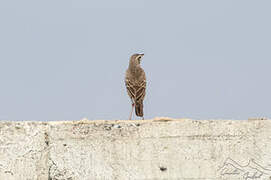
[130, 53, 144, 66]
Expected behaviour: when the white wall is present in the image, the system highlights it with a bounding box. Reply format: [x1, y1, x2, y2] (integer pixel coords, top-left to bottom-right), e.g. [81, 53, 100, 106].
[0, 118, 271, 180]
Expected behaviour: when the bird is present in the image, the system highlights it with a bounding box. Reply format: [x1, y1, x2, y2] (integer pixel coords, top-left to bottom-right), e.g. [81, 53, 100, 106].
[125, 53, 146, 120]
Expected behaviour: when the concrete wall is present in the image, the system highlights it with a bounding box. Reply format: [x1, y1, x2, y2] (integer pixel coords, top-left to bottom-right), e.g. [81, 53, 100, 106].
[0, 118, 271, 180]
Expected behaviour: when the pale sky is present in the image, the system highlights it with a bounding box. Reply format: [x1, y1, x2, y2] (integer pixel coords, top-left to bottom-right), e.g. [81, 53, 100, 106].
[0, 0, 270, 121]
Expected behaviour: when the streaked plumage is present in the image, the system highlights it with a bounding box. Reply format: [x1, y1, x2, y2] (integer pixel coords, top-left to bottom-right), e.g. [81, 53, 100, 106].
[125, 53, 146, 120]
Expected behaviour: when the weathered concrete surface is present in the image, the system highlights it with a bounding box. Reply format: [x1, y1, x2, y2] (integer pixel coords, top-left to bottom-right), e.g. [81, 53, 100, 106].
[0, 118, 271, 180]
[0, 122, 48, 180]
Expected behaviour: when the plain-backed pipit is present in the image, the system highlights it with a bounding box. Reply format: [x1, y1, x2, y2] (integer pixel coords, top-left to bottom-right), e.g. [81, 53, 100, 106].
[125, 53, 146, 120]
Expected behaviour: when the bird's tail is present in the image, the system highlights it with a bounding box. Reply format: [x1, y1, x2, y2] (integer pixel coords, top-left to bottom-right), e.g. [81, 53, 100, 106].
[135, 102, 144, 117]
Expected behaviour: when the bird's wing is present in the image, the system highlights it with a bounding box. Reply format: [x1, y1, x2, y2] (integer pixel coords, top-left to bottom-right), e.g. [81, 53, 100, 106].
[125, 73, 146, 104]
[125, 78, 135, 103]
[135, 77, 146, 103]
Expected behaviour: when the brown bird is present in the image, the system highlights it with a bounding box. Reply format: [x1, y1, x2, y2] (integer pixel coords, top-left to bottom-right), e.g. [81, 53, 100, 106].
[125, 53, 146, 120]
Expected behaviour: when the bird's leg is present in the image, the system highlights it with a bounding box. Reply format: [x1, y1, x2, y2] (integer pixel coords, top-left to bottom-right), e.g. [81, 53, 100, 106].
[129, 103, 135, 120]
[142, 116, 144, 120]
